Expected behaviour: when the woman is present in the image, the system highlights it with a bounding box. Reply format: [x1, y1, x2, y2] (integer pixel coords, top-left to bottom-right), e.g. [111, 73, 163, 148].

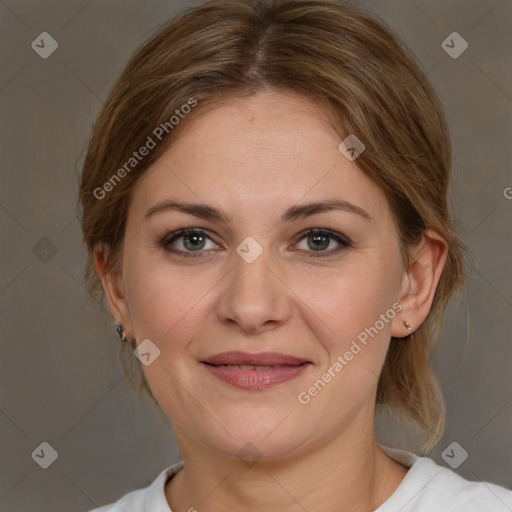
[79, 0, 512, 510]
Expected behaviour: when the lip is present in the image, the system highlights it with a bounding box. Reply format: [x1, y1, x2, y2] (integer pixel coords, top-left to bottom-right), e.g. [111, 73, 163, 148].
[200, 351, 312, 390]
[202, 351, 309, 366]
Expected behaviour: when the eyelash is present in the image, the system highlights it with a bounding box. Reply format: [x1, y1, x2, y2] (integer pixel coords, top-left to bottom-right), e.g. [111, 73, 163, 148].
[159, 228, 352, 259]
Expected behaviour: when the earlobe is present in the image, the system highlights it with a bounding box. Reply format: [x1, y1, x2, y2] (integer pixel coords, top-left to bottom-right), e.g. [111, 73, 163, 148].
[391, 229, 448, 338]
[93, 243, 133, 337]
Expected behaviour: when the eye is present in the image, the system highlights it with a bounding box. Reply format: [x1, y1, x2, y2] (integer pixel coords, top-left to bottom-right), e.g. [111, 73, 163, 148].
[160, 227, 352, 259]
[160, 228, 219, 257]
[293, 229, 351, 257]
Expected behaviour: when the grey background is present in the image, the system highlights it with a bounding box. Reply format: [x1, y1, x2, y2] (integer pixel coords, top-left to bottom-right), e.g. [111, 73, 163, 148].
[0, 0, 511, 510]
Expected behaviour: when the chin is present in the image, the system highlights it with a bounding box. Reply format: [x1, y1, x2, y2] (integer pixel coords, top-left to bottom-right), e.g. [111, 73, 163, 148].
[214, 430, 305, 464]
[224, 410, 316, 456]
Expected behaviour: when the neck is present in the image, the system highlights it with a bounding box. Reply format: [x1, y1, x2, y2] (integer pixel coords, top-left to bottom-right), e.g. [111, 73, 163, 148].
[165, 416, 408, 512]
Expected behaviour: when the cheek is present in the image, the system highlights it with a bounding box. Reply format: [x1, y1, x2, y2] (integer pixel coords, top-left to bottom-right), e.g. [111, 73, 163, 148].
[123, 252, 219, 348]
[290, 256, 401, 362]
[122, 257, 214, 406]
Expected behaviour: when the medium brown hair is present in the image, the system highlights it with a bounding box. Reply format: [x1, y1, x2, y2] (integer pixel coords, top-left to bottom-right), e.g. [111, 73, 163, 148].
[78, 0, 467, 454]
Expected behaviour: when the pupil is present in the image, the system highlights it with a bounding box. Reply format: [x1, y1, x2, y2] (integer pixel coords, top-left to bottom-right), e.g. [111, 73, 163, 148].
[309, 234, 328, 251]
[184, 234, 205, 250]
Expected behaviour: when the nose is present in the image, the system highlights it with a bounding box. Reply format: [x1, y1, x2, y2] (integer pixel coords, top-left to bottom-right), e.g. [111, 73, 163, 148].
[216, 244, 292, 334]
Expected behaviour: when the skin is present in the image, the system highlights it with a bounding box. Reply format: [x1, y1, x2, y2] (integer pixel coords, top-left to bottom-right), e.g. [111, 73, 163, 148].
[95, 90, 448, 512]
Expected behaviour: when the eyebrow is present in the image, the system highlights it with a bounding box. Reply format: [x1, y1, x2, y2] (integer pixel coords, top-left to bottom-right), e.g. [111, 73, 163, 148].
[144, 198, 372, 223]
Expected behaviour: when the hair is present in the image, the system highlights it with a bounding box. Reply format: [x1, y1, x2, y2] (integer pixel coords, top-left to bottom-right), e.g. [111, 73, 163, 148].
[78, 0, 467, 455]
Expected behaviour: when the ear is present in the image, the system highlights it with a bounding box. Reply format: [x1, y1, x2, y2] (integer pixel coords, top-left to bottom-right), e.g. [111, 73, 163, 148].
[391, 229, 448, 338]
[93, 243, 134, 338]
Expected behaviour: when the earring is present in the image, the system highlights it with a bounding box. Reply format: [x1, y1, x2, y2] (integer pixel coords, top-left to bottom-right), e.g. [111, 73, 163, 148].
[116, 324, 129, 343]
[404, 321, 412, 335]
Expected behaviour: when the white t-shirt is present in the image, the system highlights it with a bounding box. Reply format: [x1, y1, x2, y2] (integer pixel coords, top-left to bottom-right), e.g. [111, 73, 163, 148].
[88, 445, 512, 511]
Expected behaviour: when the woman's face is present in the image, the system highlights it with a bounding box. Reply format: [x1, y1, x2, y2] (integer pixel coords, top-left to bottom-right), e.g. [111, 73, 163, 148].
[108, 91, 412, 460]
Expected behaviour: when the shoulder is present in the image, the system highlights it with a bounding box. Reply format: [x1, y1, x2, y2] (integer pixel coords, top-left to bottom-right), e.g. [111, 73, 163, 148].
[379, 445, 512, 511]
[86, 461, 184, 512]
[409, 459, 512, 511]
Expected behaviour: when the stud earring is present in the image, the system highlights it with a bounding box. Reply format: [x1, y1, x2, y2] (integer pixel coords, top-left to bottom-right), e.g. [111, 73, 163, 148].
[404, 321, 412, 335]
[116, 324, 129, 343]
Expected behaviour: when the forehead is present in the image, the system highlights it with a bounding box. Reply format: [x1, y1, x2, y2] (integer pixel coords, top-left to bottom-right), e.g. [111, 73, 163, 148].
[129, 91, 389, 223]
[170, 91, 342, 166]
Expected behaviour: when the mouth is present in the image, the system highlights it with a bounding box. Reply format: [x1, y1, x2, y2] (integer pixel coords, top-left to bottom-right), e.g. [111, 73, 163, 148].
[207, 364, 298, 370]
[200, 351, 312, 390]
